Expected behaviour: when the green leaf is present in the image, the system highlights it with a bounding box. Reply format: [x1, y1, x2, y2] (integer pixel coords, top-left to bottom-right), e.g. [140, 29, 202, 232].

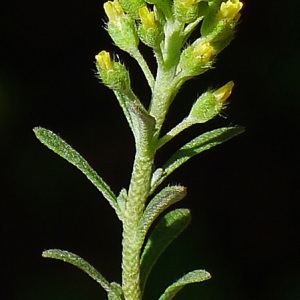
[138, 185, 187, 245]
[158, 269, 211, 300]
[127, 101, 156, 150]
[42, 249, 122, 298]
[150, 168, 164, 193]
[152, 126, 245, 190]
[117, 188, 127, 217]
[33, 127, 121, 219]
[114, 91, 156, 151]
[140, 208, 191, 293]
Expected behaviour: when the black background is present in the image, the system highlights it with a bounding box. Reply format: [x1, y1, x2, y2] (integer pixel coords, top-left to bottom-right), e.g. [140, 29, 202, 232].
[1, 0, 299, 299]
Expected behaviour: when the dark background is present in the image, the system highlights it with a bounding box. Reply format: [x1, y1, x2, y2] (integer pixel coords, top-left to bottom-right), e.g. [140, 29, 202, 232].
[1, 0, 299, 299]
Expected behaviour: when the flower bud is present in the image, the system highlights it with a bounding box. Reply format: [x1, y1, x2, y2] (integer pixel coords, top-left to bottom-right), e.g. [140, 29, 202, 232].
[188, 81, 234, 123]
[178, 38, 215, 77]
[213, 80, 234, 103]
[138, 6, 163, 48]
[104, 0, 139, 54]
[95, 50, 131, 92]
[104, 0, 124, 22]
[200, 0, 243, 53]
[96, 50, 114, 71]
[174, 0, 200, 24]
[216, 0, 243, 23]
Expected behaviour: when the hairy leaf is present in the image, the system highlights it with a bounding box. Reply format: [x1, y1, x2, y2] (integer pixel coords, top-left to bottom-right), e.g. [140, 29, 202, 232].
[33, 127, 121, 219]
[140, 208, 191, 293]
[42, 249, 121, 298]
[152, 126, 245, 190]
[138, 185, 187, 245]
[158, 269, 211, 300]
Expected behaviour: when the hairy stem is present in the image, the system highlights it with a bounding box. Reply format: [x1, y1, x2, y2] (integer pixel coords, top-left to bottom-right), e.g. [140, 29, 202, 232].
[122, 150, 154, 300]
[149, 21, 184, 137]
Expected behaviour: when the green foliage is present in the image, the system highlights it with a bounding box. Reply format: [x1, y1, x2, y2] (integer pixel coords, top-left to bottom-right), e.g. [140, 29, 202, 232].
[140, 208, 192, 294]
[35, 0, 244, 299]
[158, 270, 211, 300]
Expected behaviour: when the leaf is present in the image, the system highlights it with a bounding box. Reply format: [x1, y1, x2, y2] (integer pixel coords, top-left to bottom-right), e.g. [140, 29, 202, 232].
[127, 101, 156, 150]
[150, 168, 164, 193]
[138, 185, 187, 245]
[33, 127, 122, 219]
[158, 269, 211, 300]
[140, 208, 191, 293]
[42, 249, 122, 298]
[152, 126, 245, 191]
[114, 91, 156, 149]
[117, 188, 127, 217]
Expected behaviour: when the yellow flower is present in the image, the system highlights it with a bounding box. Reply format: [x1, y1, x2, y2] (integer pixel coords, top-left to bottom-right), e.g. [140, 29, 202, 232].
[217, 0, 243, 22]
[95, 51, 114, 71]
[193, 39, 214, 62]
[139, 6, 156, 30]
[213, 81, 234, 103]
[104, 0, 124, 22]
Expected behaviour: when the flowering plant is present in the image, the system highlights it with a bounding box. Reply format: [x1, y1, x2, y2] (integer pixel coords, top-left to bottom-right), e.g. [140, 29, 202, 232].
[34, 0, 244, 299]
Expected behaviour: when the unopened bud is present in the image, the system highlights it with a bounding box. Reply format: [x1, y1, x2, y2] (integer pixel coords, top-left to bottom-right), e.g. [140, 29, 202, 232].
[213, 80, 234, 103]
[138, 6, 163, 48]
[104, 0, 124, 22]
[178, 39, 215, 77]
[95, 50, 131, 92]
[104, 0, 139, 54]
[188, 81, 234, 123]
[216, 0, 243, 23]
[95, 50, 114, 71]
[200, 0, 243, 53]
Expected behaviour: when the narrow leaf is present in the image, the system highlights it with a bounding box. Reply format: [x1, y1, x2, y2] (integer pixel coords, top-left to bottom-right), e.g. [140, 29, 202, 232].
[114, 90, 156, 149]
[33, 127, 121, 219]
[150, 168, 164, 192]
[138, 185, 187, 245]
[116, 188, 127, 218]
[140, 208, 191, 293]
[127, 101, 156, 149]
[42, 249, 120, 298]
[158, 269, 211, 300]
[152, 126, 245, 190]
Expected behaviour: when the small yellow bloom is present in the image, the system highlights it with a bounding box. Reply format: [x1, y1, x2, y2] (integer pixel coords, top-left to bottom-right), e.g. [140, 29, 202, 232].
[217, 0, 243, 22]
[104, 0, 124, 22]
[193, 40, 214, 62]
[139, 6, 155, 30]
[213, 81, 234, 103]
[95, 51, 114, 71]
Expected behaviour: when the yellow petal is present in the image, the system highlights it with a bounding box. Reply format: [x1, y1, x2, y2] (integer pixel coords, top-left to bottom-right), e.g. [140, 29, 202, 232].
[95, 51, 114, 71]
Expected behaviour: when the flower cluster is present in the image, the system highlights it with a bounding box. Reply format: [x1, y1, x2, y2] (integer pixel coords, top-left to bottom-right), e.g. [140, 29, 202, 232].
[96, 0, 243, 121]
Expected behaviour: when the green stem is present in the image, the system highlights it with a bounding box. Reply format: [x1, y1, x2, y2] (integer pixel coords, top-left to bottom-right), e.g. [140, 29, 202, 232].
[149, 20, 185, 137]
[122, 150, 154, 300]
[156, 118, 193, 150]
[149, 69, 176, 136]
[131, 49, 155, 91]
